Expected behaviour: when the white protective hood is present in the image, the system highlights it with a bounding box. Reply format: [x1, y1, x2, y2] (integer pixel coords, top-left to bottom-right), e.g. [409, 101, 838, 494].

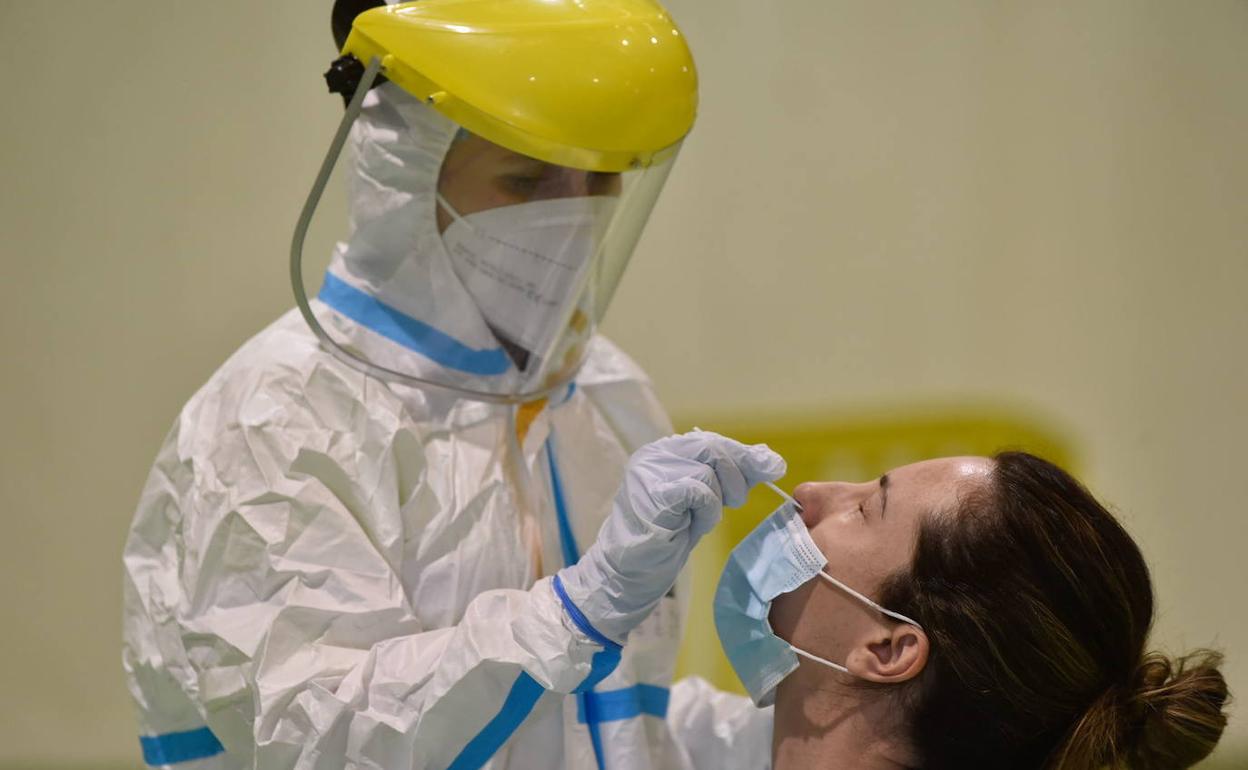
[310, 82, 533, 397]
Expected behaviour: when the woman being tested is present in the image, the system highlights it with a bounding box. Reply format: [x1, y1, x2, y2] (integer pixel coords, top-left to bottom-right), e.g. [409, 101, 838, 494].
[121, 1, 783, 768]
[671, 451, 1230, 769]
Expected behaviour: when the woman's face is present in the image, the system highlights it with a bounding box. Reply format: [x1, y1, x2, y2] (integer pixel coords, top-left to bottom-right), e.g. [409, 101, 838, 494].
[770, 456, 993, 680]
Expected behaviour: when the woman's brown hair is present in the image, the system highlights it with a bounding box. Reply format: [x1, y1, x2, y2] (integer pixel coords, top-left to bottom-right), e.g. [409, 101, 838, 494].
[879, 451, 1229, 769]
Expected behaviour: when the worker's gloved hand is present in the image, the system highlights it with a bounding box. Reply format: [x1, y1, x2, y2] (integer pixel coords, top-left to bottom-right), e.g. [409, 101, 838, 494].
[554, 430, 786, 645]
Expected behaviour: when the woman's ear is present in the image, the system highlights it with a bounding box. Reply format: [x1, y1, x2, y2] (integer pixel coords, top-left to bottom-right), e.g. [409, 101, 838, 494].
[847, 625, 928, 684]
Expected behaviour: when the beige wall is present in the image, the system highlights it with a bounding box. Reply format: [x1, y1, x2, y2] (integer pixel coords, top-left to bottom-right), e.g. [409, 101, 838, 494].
[1, 1, 1243, 766]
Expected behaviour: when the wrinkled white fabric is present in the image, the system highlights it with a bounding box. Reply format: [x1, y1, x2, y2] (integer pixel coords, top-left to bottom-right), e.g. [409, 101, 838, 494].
[122, 81, 766, 769]
[669, 677, 774, 769]
[123, 311, 679, 769]
[558, 431, 786, 645]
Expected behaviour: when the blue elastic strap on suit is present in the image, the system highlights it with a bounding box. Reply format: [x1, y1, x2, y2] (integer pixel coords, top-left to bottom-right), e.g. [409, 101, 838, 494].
[551, 575, 619, 651]
[139, 727, 225, 766]
[445, 673, 546, 770]
[576, 648, 622, 693]
[577, 684, 671, 724]
[585, 700, 606, 769]
[546, 438, 581, 569]
[546, 437, 620, 651]
[547, 436, 610, 770]
[576, 649, 621, 770]
[317, 271, 511, 375]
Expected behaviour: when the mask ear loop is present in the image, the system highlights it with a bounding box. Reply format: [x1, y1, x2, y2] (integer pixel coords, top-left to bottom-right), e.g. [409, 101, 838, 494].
[435, 193, 468, 225]
[787, 577, 923, 678]
[789, 645, 851, 674]
[435, 193, 486, 243]
[816, 572, 923, 629]
[792, 575, 922, 678]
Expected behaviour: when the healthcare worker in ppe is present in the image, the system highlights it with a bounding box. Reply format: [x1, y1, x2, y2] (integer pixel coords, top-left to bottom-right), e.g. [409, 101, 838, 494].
[122, 1, 781, 768]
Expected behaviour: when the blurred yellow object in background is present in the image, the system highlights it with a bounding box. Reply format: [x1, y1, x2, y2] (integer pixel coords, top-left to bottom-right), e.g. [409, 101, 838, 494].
[672, 408, 1077, 693]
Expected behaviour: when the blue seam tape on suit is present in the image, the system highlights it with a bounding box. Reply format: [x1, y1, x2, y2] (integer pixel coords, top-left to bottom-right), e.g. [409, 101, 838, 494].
[547, 437, 620, 651]
[576, 648, 623, 693]
[548, 436, 608, 770]
[577, 684, 671, 724]
[139, 727, 225, 766]
[548, 438, 622, 655]
[317, 271, 511, 375]
[547, 439, 581, 569]
[446, 673, 546, 770]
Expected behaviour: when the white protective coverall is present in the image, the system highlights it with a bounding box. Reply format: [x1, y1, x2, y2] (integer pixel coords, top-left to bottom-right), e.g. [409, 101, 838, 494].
[122, 83, 771, 769]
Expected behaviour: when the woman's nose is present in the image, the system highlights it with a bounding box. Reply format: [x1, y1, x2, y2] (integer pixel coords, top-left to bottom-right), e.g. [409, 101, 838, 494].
[793, 481, 834, 526]
[793, 480, 870, 526]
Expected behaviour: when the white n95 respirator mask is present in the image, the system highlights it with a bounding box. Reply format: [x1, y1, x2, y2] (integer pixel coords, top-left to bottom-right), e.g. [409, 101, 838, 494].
[713, 491, 923, 707]
[438, 193, 615, 372]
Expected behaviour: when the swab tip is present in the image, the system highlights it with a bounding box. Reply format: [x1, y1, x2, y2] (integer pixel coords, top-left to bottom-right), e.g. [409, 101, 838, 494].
[763, 481, 803, 512]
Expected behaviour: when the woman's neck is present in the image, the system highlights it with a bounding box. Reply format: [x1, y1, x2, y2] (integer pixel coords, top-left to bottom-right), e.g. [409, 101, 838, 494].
[771, 673, 915, 770]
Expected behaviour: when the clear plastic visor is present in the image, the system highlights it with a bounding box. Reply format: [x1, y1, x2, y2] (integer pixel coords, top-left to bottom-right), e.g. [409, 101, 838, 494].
[433, 129, 677, 382]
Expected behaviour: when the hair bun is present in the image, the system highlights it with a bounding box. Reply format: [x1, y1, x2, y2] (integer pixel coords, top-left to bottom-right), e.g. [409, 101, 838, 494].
[1122, 650, 1229, 770]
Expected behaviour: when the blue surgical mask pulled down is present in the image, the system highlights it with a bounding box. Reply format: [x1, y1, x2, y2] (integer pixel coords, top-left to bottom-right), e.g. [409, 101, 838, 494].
[714, 483, 922, 707]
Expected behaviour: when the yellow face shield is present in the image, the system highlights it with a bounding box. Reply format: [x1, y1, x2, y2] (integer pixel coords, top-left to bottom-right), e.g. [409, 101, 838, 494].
[292, 0, 698, 403]
[343, 0, 696, 172]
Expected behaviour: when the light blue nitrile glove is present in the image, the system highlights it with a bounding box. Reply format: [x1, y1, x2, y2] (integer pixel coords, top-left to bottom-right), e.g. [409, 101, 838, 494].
[554, 430, 786, 646]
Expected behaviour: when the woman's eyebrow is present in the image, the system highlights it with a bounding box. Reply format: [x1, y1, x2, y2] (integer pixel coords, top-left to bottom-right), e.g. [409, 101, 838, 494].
[880, 473, 890, 518]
